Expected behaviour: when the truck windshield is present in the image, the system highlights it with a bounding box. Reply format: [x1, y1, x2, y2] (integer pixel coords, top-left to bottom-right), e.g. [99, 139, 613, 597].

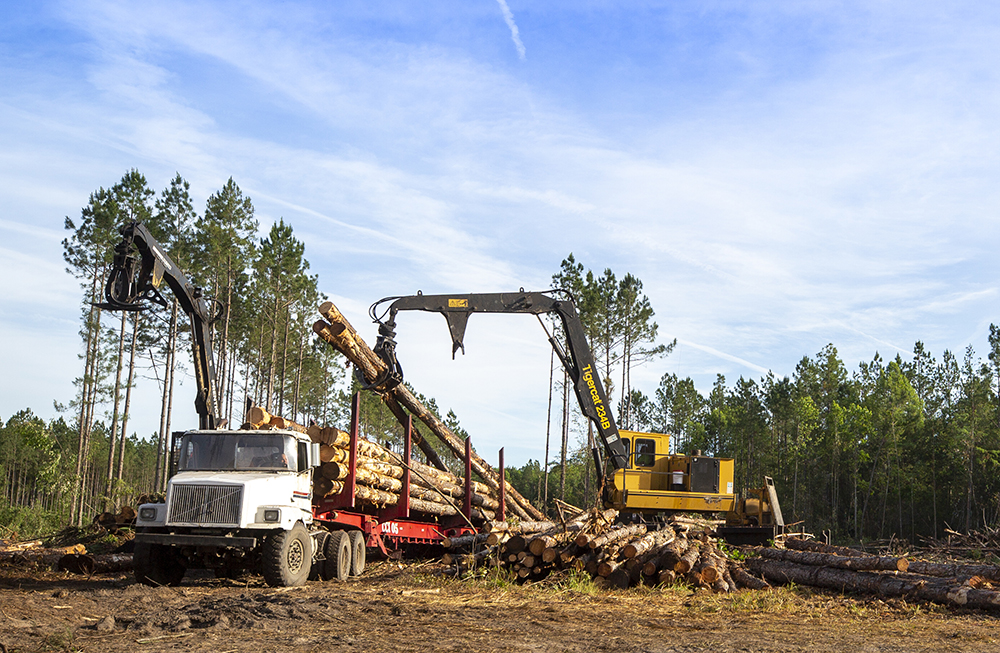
[177, 432, 297, 472]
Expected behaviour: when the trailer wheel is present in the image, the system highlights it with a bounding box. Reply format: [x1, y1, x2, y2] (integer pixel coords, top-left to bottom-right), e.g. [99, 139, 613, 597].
[323, 531, 351, 581]
[310, 531, 330, 581]
[348, 530, 366, 576]
[262, 523, 311, 587]
[134, 542, 185, 586]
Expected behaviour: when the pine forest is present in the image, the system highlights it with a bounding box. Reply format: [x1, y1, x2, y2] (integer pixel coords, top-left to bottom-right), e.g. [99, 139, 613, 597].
[3, 169, 1000, 549]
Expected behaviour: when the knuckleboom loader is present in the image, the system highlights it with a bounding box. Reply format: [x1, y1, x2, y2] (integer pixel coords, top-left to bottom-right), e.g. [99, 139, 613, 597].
[368, 290, 784, 544]
[103, 223, 472, 587]
[102, 221, 339, 586]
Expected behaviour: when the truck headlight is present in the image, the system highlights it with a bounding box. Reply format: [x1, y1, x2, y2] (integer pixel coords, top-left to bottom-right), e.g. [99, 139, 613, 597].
[263, 509, 280, 522]
[139, 507, 157, 521]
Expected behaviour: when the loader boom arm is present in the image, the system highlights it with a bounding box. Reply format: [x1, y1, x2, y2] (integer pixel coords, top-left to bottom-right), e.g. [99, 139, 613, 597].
[102, 221, 221, 430]
[370, 291, 629, 472]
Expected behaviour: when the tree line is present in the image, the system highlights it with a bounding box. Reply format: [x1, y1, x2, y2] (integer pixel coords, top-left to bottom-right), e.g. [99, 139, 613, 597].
[507, 255, 1000, 545]
[3, 174, 997, 546]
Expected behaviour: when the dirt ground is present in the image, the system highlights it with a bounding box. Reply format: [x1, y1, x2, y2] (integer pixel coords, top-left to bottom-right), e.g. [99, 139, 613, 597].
[0, 561, 998, 653]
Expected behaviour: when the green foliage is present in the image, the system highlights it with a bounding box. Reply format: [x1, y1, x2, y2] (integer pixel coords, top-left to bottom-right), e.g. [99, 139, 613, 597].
[0, 505, 67, 541]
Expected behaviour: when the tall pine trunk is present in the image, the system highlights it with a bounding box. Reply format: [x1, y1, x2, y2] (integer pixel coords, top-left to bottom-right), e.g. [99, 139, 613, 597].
[104, 311, 127, 509]
[116, 313, 141, 490]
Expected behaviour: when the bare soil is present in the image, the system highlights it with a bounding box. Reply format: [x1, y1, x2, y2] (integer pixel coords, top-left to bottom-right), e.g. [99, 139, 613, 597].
[0, 561, 997, 653]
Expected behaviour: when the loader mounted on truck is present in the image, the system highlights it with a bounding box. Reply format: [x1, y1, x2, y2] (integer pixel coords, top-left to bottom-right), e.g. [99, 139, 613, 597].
[101, 222, 482, 586]
[367, 290, 784, 545]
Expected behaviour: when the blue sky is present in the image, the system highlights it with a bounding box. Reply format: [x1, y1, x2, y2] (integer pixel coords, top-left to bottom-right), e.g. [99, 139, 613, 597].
[2, 1, 999, 464]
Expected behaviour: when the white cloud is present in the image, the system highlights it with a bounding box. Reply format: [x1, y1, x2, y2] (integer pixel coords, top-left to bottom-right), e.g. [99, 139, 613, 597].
[495, 0, 526, 61]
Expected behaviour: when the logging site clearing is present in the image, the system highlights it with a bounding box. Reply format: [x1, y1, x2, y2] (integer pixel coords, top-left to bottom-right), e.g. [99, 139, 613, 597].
[0, 556, 998, 653]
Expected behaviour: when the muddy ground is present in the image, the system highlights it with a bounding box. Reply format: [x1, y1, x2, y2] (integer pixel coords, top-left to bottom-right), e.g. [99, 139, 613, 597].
[1, 561, 998, 653]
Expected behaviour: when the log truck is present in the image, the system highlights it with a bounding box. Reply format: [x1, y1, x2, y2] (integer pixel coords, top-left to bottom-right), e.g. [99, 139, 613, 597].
[367, 290, 784, 545]
[101, 222, 480, 586]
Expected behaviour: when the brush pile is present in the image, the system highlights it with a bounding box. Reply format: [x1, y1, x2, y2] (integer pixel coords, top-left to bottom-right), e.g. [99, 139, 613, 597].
[918, 526, 1000, 559]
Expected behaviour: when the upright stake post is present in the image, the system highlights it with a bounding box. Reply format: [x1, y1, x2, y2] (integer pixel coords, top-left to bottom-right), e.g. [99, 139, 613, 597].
[463, 436, 473, 520]
[498, 447, 506, 521]
[345, 391, 360, 508]
[400, 415, 412, 519]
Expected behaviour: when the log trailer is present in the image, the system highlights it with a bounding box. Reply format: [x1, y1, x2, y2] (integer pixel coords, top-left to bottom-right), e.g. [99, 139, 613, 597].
[101, 222, 484, 586]
[368, 290, 784, 545]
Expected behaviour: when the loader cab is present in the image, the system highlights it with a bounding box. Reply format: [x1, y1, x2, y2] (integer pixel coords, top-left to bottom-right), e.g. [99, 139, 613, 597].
[610, 430, 737, 514]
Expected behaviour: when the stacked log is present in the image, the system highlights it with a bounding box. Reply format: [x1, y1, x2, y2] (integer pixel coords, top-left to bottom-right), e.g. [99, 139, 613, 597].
[312, 300, 543, 521]
[244, 406, 502, 524]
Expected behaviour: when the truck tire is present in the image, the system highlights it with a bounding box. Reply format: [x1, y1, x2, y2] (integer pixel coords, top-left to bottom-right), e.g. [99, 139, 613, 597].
[134, 541, 186, 586]
[310, 531, 330, 581]
[262, 523, 311, 587]
[324, 531, 351, 581]
[348, 530, 366, 576]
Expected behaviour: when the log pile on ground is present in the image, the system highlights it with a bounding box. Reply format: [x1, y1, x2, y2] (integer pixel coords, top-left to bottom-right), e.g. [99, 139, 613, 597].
[443, 510, 758, 593]
[244, 405, 501, 524]
[747, 537, 1000, 609]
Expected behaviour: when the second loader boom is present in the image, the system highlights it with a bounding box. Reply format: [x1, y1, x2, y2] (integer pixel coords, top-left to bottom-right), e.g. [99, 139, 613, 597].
[370, 289, 786, 543]
[369, 290, 630, 478]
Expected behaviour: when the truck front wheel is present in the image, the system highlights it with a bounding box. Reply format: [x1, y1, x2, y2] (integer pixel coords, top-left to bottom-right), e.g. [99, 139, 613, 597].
[134, 541, 186, 586]
[262, 523, 311, 587]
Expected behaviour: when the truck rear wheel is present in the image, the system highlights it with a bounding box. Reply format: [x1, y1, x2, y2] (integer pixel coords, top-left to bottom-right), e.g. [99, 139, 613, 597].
[134, 541, 186, 586]
[262, 523, 311, 587]
[348, 530, 366, 576]
[324, 531, 351, 581]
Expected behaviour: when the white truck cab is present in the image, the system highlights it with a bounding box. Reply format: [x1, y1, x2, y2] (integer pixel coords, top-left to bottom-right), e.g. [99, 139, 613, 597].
[134, 429, 330, 587]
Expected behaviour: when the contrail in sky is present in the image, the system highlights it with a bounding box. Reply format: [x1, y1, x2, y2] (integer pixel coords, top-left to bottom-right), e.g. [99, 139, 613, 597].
[495, 0, 526, 60]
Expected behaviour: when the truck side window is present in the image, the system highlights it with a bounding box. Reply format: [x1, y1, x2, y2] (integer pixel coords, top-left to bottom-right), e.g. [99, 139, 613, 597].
[635, 439, 656, 467]
[298, 442, 308, 472]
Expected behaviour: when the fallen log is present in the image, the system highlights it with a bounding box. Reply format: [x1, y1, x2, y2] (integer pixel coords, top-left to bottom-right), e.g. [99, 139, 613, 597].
[674, 541, 702, 574]
[755, 546, 909, 572]
[784, 538, 869, 558]
[747, 558, 1000, 609]
[907, 560, 1000, 583]
[624, 530, 674, 559]
[729, 565, 771, 590]
[589, 523, 647, 550]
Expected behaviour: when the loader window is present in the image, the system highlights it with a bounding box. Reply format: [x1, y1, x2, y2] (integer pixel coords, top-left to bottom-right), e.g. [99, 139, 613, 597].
[634, 439, 656, 467]
[621, 439, 631, 469]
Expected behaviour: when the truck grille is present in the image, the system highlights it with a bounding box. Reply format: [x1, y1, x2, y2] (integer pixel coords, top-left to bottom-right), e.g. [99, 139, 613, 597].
[168, 484, 243, 526]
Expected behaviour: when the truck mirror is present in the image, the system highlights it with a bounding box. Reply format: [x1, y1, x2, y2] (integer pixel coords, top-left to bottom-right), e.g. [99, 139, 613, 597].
[310, 442, 321, 467]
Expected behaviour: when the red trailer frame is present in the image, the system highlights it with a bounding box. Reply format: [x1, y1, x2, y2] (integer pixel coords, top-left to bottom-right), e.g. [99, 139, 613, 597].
[312, 393, 504, 556]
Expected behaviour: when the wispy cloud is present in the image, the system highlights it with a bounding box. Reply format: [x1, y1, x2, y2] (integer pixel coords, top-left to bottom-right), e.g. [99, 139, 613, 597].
[495, 0, 526, 61]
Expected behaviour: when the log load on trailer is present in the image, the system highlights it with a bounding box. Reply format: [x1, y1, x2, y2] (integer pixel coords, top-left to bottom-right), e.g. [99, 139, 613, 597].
[100, 222, 493, 586]
[366, 290, 785, 545]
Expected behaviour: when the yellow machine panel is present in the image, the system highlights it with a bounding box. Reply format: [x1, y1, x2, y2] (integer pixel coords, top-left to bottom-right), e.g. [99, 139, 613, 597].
[609, 431, 736, 515]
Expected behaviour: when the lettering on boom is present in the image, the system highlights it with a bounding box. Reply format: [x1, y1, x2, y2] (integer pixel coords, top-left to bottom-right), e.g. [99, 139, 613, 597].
[581, 365, 612, 430]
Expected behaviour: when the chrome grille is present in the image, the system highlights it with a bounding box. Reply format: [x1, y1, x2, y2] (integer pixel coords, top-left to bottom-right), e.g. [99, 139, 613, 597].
[168, 484, 243, 526]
